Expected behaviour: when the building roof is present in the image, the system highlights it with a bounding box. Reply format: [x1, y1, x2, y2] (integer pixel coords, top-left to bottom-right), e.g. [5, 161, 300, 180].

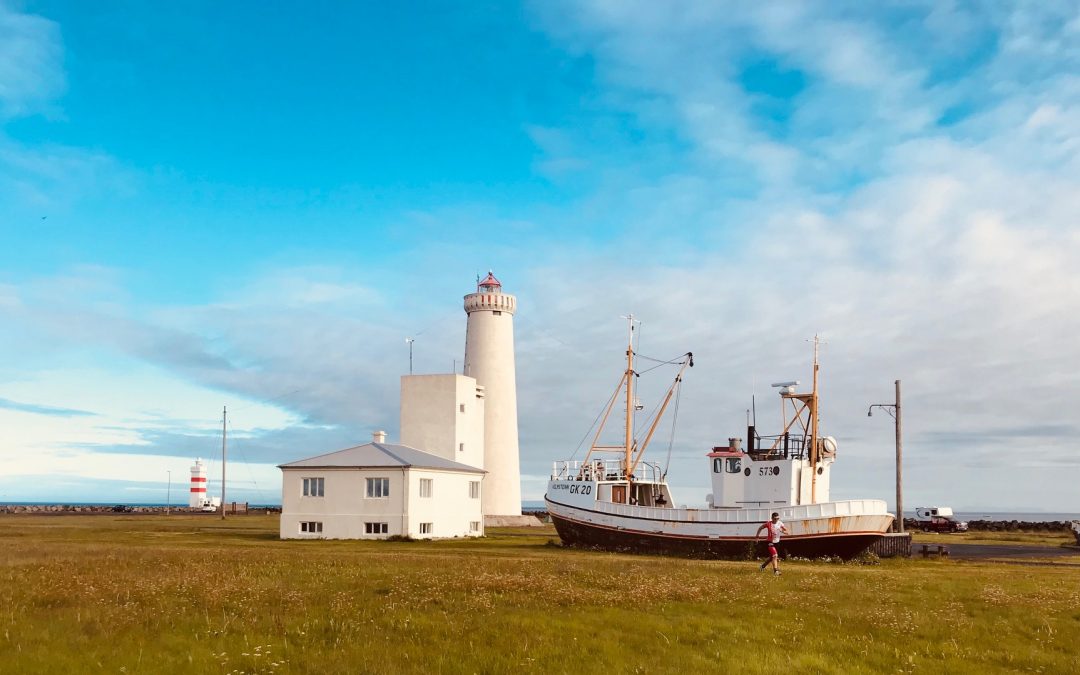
[278, 442, 485, 474]
[477, 271, 501, 290]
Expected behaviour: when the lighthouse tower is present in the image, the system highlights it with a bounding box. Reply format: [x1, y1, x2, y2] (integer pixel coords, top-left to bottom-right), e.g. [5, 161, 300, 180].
[463, 272, 521, 517]
[189, 458, 208, 508]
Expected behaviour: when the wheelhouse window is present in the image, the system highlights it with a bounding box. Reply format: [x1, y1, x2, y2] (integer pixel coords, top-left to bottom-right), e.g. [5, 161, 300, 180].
[302, 477, 324, 497]
[366, 477, 390, 498]
[725, 458, 742, 473]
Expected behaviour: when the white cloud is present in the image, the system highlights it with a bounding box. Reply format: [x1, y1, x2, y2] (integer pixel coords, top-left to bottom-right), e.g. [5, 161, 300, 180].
[503, 2, 1080, 509]
[0, 2, 65, 118]
[5, 4, 1080, 511]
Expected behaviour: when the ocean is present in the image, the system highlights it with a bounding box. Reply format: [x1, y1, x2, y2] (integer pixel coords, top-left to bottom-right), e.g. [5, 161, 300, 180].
[6, 501, 1077, 522]
[524, 501, 1078, 522]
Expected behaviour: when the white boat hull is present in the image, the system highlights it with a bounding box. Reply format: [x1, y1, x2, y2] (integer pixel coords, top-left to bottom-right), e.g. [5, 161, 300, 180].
[545, 486, 893, 559]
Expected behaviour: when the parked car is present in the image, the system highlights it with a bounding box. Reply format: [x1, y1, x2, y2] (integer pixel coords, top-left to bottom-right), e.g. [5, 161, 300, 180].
[915, 506, 968, 533]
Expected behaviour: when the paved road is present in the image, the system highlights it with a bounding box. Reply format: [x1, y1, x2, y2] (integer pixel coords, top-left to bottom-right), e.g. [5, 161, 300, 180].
[937, 543, 1080, 561]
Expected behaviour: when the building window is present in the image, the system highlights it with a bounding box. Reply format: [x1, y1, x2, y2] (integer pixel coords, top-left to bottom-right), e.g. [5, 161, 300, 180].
[469, 481, 480, 499]
[299, 521, 323, 534]
[459, 442, 464, 453]
[419, 478, 433, 498]
[459, 404, 465, 413]
[470, 521, 481, 533]
[365, 522, 388, 534]
[419, 522, 433, 534]
[492, 310, 502, 316]
[366, 477, 389, 498]
[303, 477, 325, 497]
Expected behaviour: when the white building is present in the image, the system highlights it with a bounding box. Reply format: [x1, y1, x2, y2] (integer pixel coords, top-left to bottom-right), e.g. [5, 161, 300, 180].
[279, 272, 528, 537]
[279, 431, 485, 540]
[400, 373, 485, 469]
[463, 272, 522, 516]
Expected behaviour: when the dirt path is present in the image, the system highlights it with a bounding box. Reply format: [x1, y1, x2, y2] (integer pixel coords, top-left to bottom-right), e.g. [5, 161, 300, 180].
[945, 543, 1080, 565]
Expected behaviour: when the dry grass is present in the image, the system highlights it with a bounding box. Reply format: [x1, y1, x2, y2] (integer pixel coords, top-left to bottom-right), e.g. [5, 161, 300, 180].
[912, 529, 1076, 548]
[1, 514, 1078, 674]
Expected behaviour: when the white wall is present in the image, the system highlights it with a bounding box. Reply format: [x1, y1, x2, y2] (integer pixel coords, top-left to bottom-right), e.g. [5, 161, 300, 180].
[279, 467, 484, 540]
[280, 467, 407, 539]
[400, 374, 485, 470]
[797, 458, 833, 504]
[406, 469, 484, 538]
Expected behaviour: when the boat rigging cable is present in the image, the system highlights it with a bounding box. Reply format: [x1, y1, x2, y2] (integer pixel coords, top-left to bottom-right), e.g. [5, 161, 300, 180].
[632, 353, 692, 438]
[662, 383, 682, 479]
[635, 352, 691, 375]
[568, 381, 623, 462]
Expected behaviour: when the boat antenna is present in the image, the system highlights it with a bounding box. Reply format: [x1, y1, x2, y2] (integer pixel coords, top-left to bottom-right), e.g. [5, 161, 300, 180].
[752, 370, 757, 426]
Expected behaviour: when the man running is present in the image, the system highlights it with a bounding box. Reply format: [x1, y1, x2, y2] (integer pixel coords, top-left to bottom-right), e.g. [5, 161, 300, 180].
[756, 512, 789, 575]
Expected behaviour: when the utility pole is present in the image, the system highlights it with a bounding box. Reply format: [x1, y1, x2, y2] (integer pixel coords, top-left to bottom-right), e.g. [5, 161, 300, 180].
[405, 337, 415, 375]
[868, 380, 903, 533]
[221, 405, 227, 520]
[894, 380, 903, 534]
[166, 470, 171, 516]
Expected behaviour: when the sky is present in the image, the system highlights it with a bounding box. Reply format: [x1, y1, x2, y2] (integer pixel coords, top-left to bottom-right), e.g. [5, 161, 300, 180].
[1, 1, 1079, 512]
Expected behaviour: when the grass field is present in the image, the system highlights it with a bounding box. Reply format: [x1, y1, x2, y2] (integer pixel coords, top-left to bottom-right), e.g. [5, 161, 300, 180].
[911, 529, 1077, 548]
[1, 515, 1078, 674]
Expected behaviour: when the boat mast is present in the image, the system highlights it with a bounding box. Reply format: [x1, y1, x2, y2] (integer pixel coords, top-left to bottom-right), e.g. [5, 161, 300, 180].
[810, 336, 820, 503]
[623, 314, 635, 480]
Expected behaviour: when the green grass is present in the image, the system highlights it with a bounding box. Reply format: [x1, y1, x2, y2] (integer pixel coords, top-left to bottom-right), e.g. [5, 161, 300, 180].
[1, 515, 1079, 674]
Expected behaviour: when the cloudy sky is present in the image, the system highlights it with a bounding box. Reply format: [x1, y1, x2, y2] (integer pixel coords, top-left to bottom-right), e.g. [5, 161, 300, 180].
[2, 1, 1078, 512]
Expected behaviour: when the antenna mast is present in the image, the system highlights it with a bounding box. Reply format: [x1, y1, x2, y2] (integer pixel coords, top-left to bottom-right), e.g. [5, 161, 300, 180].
[220, 405, 227, 520]
[810, 336, 823, 502]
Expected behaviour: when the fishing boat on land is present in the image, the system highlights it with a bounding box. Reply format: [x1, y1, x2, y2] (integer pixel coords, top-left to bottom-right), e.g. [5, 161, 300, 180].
[544, 321, 894, 559]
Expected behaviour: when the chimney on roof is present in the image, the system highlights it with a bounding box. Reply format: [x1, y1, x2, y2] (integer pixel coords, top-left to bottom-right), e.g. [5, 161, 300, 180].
[373, 430, 387, 444]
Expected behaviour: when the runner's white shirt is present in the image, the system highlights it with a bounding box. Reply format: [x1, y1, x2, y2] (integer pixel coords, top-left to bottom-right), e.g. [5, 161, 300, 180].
[766, 520, 785, 543]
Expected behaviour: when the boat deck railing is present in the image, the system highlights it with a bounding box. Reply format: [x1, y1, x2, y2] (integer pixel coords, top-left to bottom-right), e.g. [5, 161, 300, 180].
[586, 498, 890, 523]
[751, 433, 809, 460]
[551, 459, 663, 483]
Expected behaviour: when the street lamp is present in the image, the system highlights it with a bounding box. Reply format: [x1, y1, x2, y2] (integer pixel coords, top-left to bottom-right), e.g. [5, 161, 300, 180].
[868, 379, 903, 533]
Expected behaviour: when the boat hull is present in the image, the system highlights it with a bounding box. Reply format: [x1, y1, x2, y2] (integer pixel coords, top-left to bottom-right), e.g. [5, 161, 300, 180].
[545, 495, 893, 560]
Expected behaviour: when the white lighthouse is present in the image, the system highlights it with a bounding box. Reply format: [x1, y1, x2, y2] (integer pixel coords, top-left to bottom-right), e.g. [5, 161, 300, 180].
[189, 458, 208, 508]
[189, 458, 221, 511]
[463, 272, 522, 517]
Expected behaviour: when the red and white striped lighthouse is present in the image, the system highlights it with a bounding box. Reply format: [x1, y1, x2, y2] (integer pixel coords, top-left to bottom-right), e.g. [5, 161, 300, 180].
[189, 458, 208, 508]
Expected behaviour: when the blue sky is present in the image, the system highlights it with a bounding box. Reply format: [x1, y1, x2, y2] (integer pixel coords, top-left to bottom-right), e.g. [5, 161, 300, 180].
[2, 1, 1079, 511]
